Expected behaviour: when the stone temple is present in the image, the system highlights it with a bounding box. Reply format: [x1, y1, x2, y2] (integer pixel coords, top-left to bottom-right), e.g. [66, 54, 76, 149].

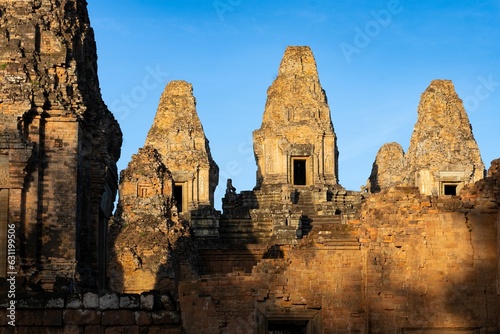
[1, 1, 500, 334]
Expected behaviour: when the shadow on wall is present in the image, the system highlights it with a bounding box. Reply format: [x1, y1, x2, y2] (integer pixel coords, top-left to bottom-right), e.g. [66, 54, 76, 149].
[107, 198, 199, 298]
[105, 160, 500, 333]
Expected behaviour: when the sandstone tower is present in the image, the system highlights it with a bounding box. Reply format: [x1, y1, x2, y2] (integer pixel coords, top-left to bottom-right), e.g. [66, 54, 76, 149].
[145, 80, 220, 238]
[367, 142, 405, 193]
[253, 46, 339, 189]
[221, 46, 360, 243]
[145, 81, 219, 212]
[0, 0, 121, 290]
[403, 79, 485, 195]
[368, 79, 485, 195]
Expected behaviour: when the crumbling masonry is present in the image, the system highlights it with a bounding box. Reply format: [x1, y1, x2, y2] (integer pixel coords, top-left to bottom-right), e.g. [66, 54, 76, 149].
[1, 1, 500, 334]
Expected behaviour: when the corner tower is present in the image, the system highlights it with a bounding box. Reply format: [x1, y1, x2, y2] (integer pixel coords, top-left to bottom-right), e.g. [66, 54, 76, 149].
[253, 46, 339, 189]
[402, 80, 485, 195]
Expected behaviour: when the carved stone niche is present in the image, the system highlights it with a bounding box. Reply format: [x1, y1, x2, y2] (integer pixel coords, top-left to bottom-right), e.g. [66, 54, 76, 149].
[137, 182, 152, 198]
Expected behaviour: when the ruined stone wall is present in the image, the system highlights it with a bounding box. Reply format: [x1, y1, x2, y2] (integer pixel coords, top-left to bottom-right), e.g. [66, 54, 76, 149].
[0, 291, 182, 333]
[360, 186, 498, 332]
[177, 160, 500, 333]
[108, 146, 199, 295]
[179, 237, 366, 333]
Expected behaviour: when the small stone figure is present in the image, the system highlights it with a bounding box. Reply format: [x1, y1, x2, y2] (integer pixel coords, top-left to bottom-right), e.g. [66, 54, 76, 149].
[226, 178, 236, 195]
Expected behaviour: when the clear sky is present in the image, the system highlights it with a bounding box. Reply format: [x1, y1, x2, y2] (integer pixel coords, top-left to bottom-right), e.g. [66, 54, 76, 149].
[87, 0, 500, 209]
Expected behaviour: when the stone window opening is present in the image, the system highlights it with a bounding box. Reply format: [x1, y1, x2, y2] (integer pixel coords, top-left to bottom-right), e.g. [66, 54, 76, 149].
[441, 182, 460, 196]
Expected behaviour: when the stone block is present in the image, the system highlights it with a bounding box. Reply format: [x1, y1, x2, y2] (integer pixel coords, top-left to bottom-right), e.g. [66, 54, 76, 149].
[84, 325, 105, 334]
[17, 294, 45, 309]
[63, 326, 83, 334]
[83, 292, 99, 309]
[151, 310, 180, 325]
[148, 327, 182, 334]
[0, 310, 8, 326]
[43, 309, 63, 326]
[13, 327, 64, 334]
[18, 310, 36, 326]
[160, 294, 175, 311]
[135, 311, 152, 326]
[140, 292, 157, 311]
[119, 294, 140, 309]
[101, 310, 135, 326]
[104, 327, 140, 334]
[66, 294, 83, 309]
[99, 293, 119, 310]
[63, 309, 101, 325]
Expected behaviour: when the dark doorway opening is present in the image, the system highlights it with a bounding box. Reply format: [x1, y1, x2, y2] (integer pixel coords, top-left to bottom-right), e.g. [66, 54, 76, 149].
[444, 184, 457, 196]
[293, 159, 307, 186]
[174, 185, 183, 212]
[268, 320, 308, 334]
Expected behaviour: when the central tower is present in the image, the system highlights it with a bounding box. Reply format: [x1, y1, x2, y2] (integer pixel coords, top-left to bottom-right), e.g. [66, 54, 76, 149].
[253, 46, 339, 189]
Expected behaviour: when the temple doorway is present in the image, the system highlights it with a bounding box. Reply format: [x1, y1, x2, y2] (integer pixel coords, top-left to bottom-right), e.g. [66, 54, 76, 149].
[268, 320, 308, 334]
[174, 184, 184, 212]
[293, 159, 307, 185]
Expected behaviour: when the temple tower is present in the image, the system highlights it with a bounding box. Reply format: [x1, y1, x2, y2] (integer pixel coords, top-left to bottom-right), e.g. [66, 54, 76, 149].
[403, 80, 485, 195]
[0, 0, 122, 290]
[253, 46, 339, 189]
[145, 81, 219, 237]
[367, 79, 485, 196]
[145, 81, 219, 212]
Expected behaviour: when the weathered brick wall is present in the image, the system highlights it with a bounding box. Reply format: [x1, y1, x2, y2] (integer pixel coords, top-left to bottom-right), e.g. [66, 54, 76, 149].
[0, 291, 181, 333]
[177, 180, 499, 333]
[180, 275, 263, 333]
[179, 243, 367, 333]
[359, 187, 498, 333]
[197, 244, 267, 275]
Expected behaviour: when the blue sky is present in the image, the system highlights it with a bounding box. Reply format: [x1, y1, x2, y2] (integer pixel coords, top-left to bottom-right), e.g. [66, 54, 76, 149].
[87, 0, 500, 209]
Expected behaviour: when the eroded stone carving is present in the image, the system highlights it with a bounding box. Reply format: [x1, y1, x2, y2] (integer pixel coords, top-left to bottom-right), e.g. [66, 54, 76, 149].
[108, 146, 198, 294]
